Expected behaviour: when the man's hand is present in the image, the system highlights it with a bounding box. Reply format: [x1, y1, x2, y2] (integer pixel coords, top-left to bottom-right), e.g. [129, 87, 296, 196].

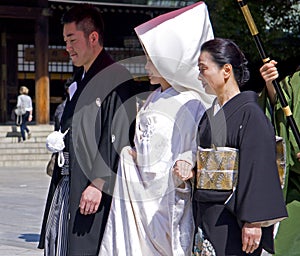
[260, 60, 278, 105]
[260, 60, 278, 84]
[296, 152, 300, 162]
[79, 184, 102, 215]
[242, 222, 262, 254]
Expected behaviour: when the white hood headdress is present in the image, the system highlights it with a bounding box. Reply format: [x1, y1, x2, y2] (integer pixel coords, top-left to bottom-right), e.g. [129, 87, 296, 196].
[134, 1, 215, 109]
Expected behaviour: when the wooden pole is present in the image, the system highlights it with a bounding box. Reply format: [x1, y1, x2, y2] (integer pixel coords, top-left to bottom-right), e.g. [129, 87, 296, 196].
[35, 0, 49, 124]
[236, 0, 300, 148]
[0, 32, 7, 122]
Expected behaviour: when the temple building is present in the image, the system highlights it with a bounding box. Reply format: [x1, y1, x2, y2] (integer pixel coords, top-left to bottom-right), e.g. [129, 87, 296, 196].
[0, 0, 197, 124]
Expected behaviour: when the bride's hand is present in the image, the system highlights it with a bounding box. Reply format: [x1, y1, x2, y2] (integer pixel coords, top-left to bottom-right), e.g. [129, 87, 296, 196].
[128, 148, 137, 161]
[173, 160, 194, 180]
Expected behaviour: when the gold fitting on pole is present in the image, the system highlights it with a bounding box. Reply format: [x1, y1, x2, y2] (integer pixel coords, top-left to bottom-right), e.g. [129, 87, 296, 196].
[240, 6, 259, 35]
[282, 106, 292, 117]
[262, 57, 270, 63]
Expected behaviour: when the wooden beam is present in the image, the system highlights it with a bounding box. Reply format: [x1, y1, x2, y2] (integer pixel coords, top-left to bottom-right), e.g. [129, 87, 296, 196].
[35, 0, 49, 124]
[0, 32, 7, 122]
[0, 6, 43, 19]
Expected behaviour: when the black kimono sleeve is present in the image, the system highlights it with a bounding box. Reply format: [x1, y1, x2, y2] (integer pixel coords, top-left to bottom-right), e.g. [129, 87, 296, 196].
[90, 79, 137, 194]
[225, 105, 287, 224]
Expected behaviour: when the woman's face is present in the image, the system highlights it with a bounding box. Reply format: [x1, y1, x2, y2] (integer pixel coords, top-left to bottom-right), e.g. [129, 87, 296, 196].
[197, 51, 224, 95]
[144, 57, 164, 85]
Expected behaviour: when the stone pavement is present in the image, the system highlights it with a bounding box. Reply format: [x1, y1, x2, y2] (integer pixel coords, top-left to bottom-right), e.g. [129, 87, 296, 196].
[0, 165, 272, 256]
[0, 166, 50, 256]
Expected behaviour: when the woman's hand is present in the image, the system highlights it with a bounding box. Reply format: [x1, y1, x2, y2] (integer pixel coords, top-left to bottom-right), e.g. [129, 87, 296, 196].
[242, 222, 262, 254]
[173, 160, 194, 180]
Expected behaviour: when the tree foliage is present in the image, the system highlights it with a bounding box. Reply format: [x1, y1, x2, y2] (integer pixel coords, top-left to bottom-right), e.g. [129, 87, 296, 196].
[205, 0, 300, 81]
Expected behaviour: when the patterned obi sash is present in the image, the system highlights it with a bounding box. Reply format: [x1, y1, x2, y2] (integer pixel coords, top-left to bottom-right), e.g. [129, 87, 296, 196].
[196, 147, 239, 190]
[196, 137, 287, 190]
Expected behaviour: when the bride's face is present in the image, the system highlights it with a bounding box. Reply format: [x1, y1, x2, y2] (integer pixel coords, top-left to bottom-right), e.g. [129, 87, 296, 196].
[144, 57, 164, 85]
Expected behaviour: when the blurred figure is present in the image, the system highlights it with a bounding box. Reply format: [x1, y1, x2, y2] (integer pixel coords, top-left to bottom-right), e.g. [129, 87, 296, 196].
[260, 60, 300, 255]
[53, 80, 70, 131]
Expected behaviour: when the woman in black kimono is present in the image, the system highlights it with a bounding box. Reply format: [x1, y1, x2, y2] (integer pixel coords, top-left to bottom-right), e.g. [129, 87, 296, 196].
[193, 38, 288, 255]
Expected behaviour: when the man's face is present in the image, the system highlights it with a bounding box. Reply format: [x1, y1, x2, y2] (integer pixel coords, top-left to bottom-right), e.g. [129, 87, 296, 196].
[63, 22, 92, 68]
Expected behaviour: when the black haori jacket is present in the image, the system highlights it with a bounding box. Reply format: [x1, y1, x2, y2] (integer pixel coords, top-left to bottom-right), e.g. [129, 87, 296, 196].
[38, 49, 140, 255]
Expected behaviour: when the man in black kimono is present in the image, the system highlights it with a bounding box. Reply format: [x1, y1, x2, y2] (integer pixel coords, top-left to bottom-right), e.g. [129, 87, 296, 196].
[38, 4, 141, 255]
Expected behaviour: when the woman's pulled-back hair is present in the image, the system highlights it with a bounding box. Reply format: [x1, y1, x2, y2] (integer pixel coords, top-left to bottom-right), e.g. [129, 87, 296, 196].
[19, 86, 29, 95]
[201, 38, 250, 87]
[61, 4, 104, 46]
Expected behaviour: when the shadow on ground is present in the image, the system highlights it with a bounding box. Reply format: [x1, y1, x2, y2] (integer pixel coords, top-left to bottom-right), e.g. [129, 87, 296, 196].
[18, 233, 40, 243]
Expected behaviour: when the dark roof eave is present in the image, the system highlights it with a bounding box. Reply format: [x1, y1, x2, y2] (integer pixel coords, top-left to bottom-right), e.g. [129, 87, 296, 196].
[48, 0, 181, 9]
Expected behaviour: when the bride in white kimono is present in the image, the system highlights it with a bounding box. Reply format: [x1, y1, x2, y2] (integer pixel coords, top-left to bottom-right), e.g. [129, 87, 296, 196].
[99, 2, 214, 255]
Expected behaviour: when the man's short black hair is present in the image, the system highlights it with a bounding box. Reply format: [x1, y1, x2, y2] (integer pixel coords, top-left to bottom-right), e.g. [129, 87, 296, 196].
[61, 4, 104, 45]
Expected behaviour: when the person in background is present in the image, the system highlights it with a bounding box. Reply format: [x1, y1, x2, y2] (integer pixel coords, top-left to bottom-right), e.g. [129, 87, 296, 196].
[193, 38, 288, 255]
[260, 60, 300, 255]
[45, 80, 71, 177]
[38, 4, 138, 255]
[16, 86, 33, 142]
[53, 80, 70, 131]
